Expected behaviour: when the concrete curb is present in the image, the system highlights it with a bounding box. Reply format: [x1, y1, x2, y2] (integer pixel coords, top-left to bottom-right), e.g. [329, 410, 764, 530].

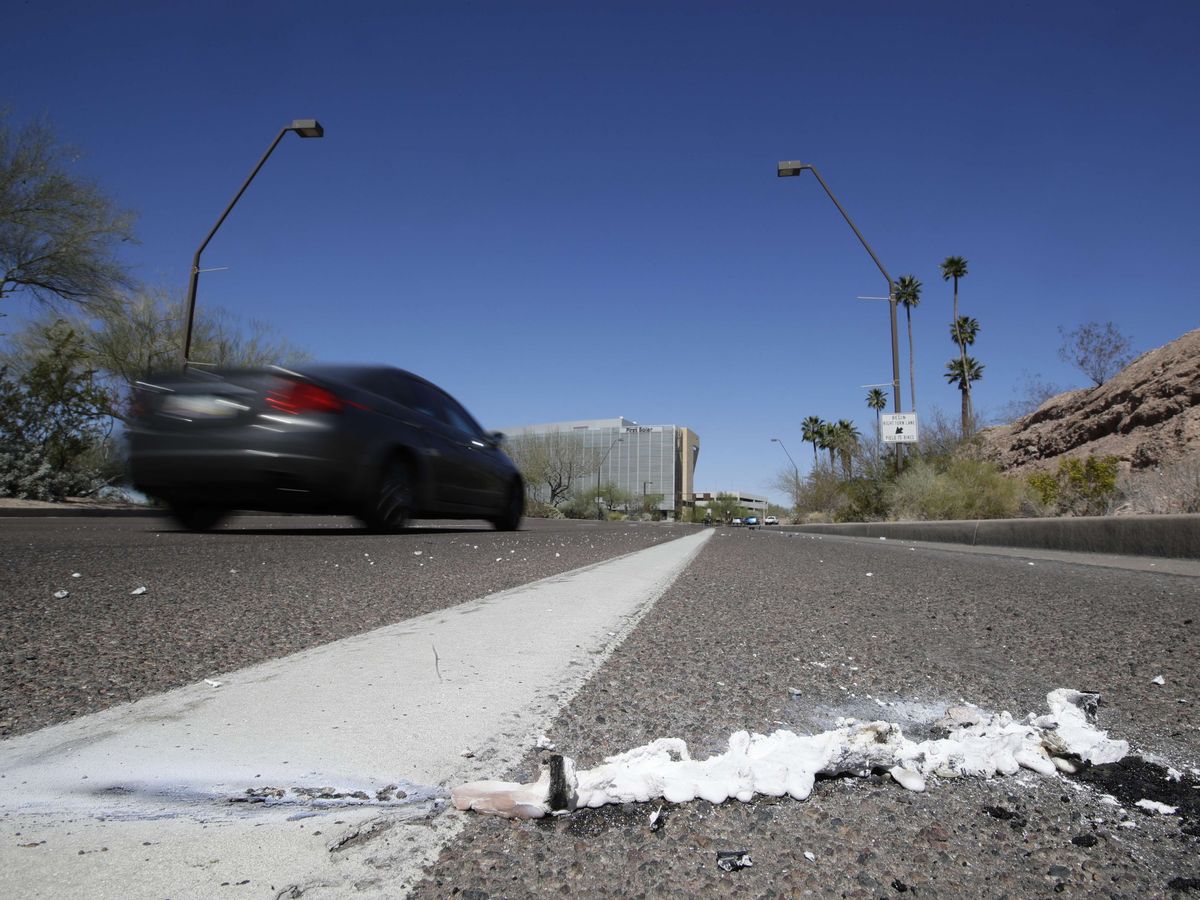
[780, 514, 1200, 560]
[0, 506, 165, 518]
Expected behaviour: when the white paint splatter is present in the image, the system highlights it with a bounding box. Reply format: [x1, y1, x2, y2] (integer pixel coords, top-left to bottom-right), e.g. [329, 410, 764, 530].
[452, 689, 1128, 819]
[1135, 799, 1177, 815]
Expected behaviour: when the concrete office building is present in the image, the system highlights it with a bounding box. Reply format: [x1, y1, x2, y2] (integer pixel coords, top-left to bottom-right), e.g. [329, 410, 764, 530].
[687, 491, 769, 517]
[502, 417, 700, 518]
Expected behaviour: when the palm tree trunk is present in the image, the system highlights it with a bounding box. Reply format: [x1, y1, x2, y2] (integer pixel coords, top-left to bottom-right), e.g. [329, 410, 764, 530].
[954, 275, 971, 434]
[906, 305, 916, 413]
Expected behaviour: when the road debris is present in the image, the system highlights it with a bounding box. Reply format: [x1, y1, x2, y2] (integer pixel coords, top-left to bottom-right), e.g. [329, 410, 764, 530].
[1135, 799, 1177, 815]
[716, 850, 753, 871]
[452, 689, 1128, 819]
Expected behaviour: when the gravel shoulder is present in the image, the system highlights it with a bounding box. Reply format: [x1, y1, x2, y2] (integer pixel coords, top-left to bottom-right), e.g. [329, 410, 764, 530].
[411, 529, 1200, 898]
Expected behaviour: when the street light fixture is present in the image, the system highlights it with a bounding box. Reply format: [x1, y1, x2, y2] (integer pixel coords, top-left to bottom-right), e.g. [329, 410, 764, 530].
[181, 119, 325, 368]
[776, 162, 902, 418]
[777, 161, 903, 472]
[595, 436, 622, 520]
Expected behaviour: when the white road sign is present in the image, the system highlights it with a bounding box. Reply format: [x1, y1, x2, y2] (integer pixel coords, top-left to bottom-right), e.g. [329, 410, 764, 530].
[881, 412, 919, 443]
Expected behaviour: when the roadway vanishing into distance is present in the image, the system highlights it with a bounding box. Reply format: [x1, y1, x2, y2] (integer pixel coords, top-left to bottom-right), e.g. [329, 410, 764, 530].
[1, 515, 1197, 897]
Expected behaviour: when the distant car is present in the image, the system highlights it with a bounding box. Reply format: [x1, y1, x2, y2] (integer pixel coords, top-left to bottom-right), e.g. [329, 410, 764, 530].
[127, 364, 524, 532]
[744, 515, 760, 527]
[731, 517, 743, 526]
[764, 515, 779, 525]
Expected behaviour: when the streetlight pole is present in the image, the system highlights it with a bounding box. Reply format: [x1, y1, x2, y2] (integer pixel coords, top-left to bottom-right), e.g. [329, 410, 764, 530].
[181, 119, 324, 369]
[595, 436, 622, 520]
[776, 161, 903, 470]
[770, 437, 799, 481]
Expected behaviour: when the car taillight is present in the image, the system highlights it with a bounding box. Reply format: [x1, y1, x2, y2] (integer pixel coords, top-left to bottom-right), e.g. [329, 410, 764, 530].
[265, 380, 343, 415]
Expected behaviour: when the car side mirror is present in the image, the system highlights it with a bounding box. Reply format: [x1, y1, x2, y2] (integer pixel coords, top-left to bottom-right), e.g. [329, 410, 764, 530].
[488, 431, 505, 447]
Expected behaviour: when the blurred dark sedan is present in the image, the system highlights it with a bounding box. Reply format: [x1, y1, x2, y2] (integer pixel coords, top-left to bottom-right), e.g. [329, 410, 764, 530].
[127, 364, 524, 532]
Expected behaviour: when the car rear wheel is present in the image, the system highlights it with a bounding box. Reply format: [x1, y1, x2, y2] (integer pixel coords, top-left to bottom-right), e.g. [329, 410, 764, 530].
[169, 502, 228, 532]
[361, 457, 413, 532]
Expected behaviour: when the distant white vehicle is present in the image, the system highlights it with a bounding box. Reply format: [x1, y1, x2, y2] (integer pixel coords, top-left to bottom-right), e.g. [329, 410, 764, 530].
[731, 517, 743, 526]
[764, 515, 779, 525]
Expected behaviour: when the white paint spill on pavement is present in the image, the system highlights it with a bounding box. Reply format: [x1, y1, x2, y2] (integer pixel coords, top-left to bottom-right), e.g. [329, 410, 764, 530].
[452, 689, 1129, 819]
[0, 529, 711, 899]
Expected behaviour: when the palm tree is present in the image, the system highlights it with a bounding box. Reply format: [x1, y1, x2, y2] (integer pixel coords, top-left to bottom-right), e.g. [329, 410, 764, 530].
[817, 422, 837, 471]
[944, 356, 984, 435]
[950, 316, 979, 348]
[833, 419, 861, 479]
[941, 256, 971, 425]
[801, 415, 824, 464]
[865, 388, 887, 441]
[894, 274, 922, 411]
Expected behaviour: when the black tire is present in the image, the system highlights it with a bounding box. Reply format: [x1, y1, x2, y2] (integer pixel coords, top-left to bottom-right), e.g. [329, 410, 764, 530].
[169, 502, 227, 532]
[361, 457, 413, 533]
[491, 481, 524, 531]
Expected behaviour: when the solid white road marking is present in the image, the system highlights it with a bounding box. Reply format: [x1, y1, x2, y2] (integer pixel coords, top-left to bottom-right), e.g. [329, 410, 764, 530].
[0, 529, 710, 899]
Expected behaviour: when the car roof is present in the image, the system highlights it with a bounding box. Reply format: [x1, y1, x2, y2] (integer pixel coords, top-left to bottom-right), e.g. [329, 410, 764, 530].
[159, 362, 441, 391]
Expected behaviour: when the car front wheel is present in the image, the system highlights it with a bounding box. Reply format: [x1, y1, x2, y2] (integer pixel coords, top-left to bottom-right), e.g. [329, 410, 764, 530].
[491, 481, 524, 531]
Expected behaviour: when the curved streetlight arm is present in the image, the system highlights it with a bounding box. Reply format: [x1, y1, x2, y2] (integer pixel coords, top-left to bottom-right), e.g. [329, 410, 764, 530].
[181, 119, 324, 368]
[771, 437, 799, 480]
[779, 163, 893, 287]
[777, 160, 902, 415]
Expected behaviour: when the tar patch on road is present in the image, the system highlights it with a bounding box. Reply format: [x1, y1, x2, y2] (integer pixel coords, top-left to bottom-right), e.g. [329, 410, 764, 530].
[1072, 756, 1200, 833]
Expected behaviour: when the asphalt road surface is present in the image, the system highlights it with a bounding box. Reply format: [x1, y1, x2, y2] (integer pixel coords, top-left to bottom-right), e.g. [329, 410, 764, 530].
[2, 518, 1198, 897]
[0, 515, 696, 738]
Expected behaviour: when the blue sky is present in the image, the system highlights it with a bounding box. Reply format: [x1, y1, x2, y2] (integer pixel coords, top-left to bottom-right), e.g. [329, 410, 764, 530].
[4, 0, 1198, 503]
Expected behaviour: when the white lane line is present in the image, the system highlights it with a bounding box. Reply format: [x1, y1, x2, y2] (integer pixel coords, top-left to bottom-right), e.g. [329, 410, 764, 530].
[0, 528, 711, 900]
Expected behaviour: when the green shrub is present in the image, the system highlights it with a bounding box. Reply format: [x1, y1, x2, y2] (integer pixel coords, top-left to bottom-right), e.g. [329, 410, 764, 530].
[1026, 455, 1121, 516]
[889, 458, 1026, 521]
[0, 322, 117, 501]
[836, 476, 890, 522]
[1026, 470, 1059, 508]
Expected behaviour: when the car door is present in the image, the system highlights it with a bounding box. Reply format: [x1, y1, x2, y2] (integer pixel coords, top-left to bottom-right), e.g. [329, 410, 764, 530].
[403, 378, 473, 508]
[437, 392, 508, 512]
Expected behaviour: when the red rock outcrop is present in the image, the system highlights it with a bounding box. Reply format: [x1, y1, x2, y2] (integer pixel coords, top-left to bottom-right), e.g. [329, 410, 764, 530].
[979, 329, 1200, 473]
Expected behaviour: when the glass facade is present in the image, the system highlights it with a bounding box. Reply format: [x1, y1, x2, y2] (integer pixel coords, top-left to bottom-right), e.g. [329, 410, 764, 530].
[503, 417, 699, 515]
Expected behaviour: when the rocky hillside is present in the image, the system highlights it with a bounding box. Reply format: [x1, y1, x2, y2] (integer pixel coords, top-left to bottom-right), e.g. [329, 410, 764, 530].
[979, 329, 1200, 473]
